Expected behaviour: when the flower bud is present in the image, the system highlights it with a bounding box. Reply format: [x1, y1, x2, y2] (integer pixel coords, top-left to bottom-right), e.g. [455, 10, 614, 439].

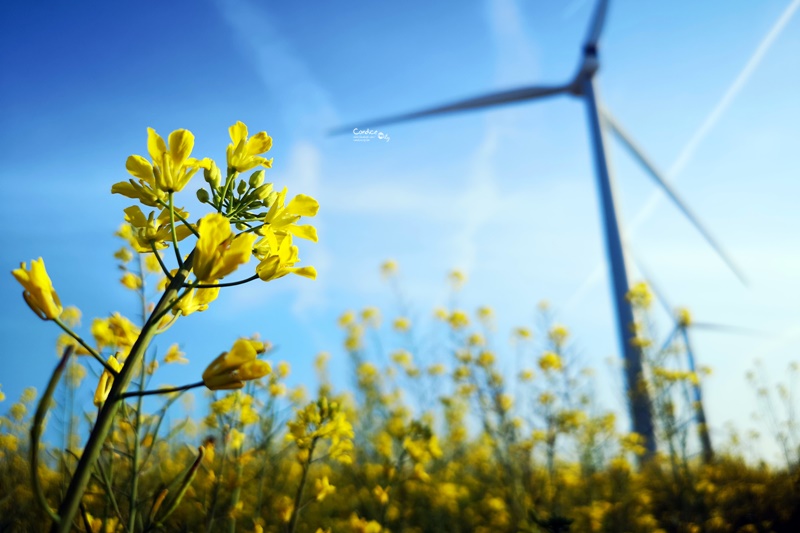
[204, 164, 221, 189]
[196, 188, 210, 203]
[248, 170, 265, 188]
[237, 180, 247, 195]
[254, 183, 274, 201]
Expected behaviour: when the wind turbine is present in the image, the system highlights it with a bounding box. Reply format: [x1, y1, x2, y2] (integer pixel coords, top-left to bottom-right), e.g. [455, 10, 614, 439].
[331, 0, 746, 459]
[635, 257, 762, 464]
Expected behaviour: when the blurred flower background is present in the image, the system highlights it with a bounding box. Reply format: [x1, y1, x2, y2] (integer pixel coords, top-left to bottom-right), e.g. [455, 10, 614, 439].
[2, 0, 799, 465]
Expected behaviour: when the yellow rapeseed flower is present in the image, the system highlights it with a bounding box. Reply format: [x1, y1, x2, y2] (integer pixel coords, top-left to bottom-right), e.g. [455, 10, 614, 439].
[315, 476, 336, 501]
[120, 272, 142, 290]
[92, 313, 140, 350]
[227, 121, 273, 172]
[373, 485, 390, 505]
[448, 269, 467, 290]
[163, 344, 188, 364]
[173, 287, 220, 316]
[448, 310, 469, 330]
[60, 306, 82, 326]
[513, 327, 532, 340]
[193, 213, 257, 283]
[202, 339, 272, 390]
[259, 186, 319, 242]
[393, 317, 411, 332]
[124, 206, 195, 253]
[538, 351, 563, 372]
[549, 325, 569, 345]
[380, 259, 398, 278]
[626, 281, 653, 309]
[255, 232, 316, 283]
[12, 258, 63, 320]
[113, 127, 211, 204]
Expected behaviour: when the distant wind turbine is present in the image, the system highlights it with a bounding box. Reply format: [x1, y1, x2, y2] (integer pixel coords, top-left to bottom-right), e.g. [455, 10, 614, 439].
[640, 260, 764, 464]
[331, 0, 746, 459]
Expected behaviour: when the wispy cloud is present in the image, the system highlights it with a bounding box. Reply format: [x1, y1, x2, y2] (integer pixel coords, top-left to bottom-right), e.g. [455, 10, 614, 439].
[212, 0, 338, 134]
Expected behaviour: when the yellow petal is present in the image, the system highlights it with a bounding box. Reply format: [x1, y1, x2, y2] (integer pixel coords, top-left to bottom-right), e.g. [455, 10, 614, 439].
[126, 155, 155, 182]
[168, 129, 194, 167]
[147, 128, 167, 163]
[246, 131, 272, 155]
[292, 266, 317, 280]
[256, 256, 281, 282]
[193, 213, 233, 281]
[229, 121, 248, 145]
[286, 195, 319, 217]
[287, 225, 318, 242]
[238, 359, 271, 381]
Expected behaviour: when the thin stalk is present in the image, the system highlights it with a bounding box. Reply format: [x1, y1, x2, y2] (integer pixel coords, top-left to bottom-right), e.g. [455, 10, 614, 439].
[227, 444, 245, 533]
[117, 382, 204, 400]
[150, 284, 195, 328]
[217, 170, 238, 213]
[54, 317, 116, 374]
[128, 252, 150, 532]
[186, 275, 259, 289]
[97, 457, 127, 531]
[31, 346, 74, 526]
[205, 426, 230, 533]
[51, 252, 196, 533]
[156, 198, 200, 238]
[168, 193, 183, 268]
[287, 438, 317, 533]
[150, 447, 204, 529]
[128, 356, 146, 532]
[150, 242, 173, 280]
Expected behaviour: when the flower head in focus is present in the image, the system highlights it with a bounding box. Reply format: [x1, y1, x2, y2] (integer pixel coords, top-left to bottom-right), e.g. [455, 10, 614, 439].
[227, 121, 274, 172]
[193, 213, 257, 283]
[113, 127, 211, 204]
[123, 207, 194, 253]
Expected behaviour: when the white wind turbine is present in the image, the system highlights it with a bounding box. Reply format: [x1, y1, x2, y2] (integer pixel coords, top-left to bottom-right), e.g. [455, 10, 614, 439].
[331, 0, 747, 458]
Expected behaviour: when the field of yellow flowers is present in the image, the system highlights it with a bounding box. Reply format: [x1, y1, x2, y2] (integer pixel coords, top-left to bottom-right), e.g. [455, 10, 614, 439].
[2, 124, 799, 533]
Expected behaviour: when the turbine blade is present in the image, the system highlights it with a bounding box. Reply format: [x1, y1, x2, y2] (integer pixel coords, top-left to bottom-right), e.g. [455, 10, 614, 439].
[691, 322, 766, 337]
[601, 109, 749, 286]
[329, 84, 571, 135]
[584, 0, 611, 49]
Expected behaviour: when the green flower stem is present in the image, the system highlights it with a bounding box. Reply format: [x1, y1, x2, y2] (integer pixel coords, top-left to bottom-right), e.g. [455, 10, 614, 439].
[117, 381, 204, 400]
[31, 346, 74, 526]
[139, 394, 182, 470]
[149, 284, 195, 328]
[218, 170, 238, 214]
[53, 317, 117, 375]
[168, 193, 183, 269]
[129, 353, 147, 533]
[154, 313, 180, 335]
[185, 274, 259, 289]
[150, 241, 173, 280]
[152, 447, 204, 529]
[96, 459, 126, 531]
[287, 437, 318, 533]
[51, 252, 196, 533]
[156, 198, 199, 238]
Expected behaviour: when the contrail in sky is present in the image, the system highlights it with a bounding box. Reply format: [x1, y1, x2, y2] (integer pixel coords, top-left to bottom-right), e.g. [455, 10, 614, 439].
[565, 0, 800, 312]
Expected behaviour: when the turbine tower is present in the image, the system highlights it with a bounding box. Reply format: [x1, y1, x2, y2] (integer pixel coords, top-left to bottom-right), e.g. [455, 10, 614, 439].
[332, 0, 745, 459]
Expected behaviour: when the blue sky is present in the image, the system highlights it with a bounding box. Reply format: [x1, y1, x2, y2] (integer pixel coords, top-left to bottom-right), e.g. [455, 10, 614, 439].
[1, 0, 799, 460]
